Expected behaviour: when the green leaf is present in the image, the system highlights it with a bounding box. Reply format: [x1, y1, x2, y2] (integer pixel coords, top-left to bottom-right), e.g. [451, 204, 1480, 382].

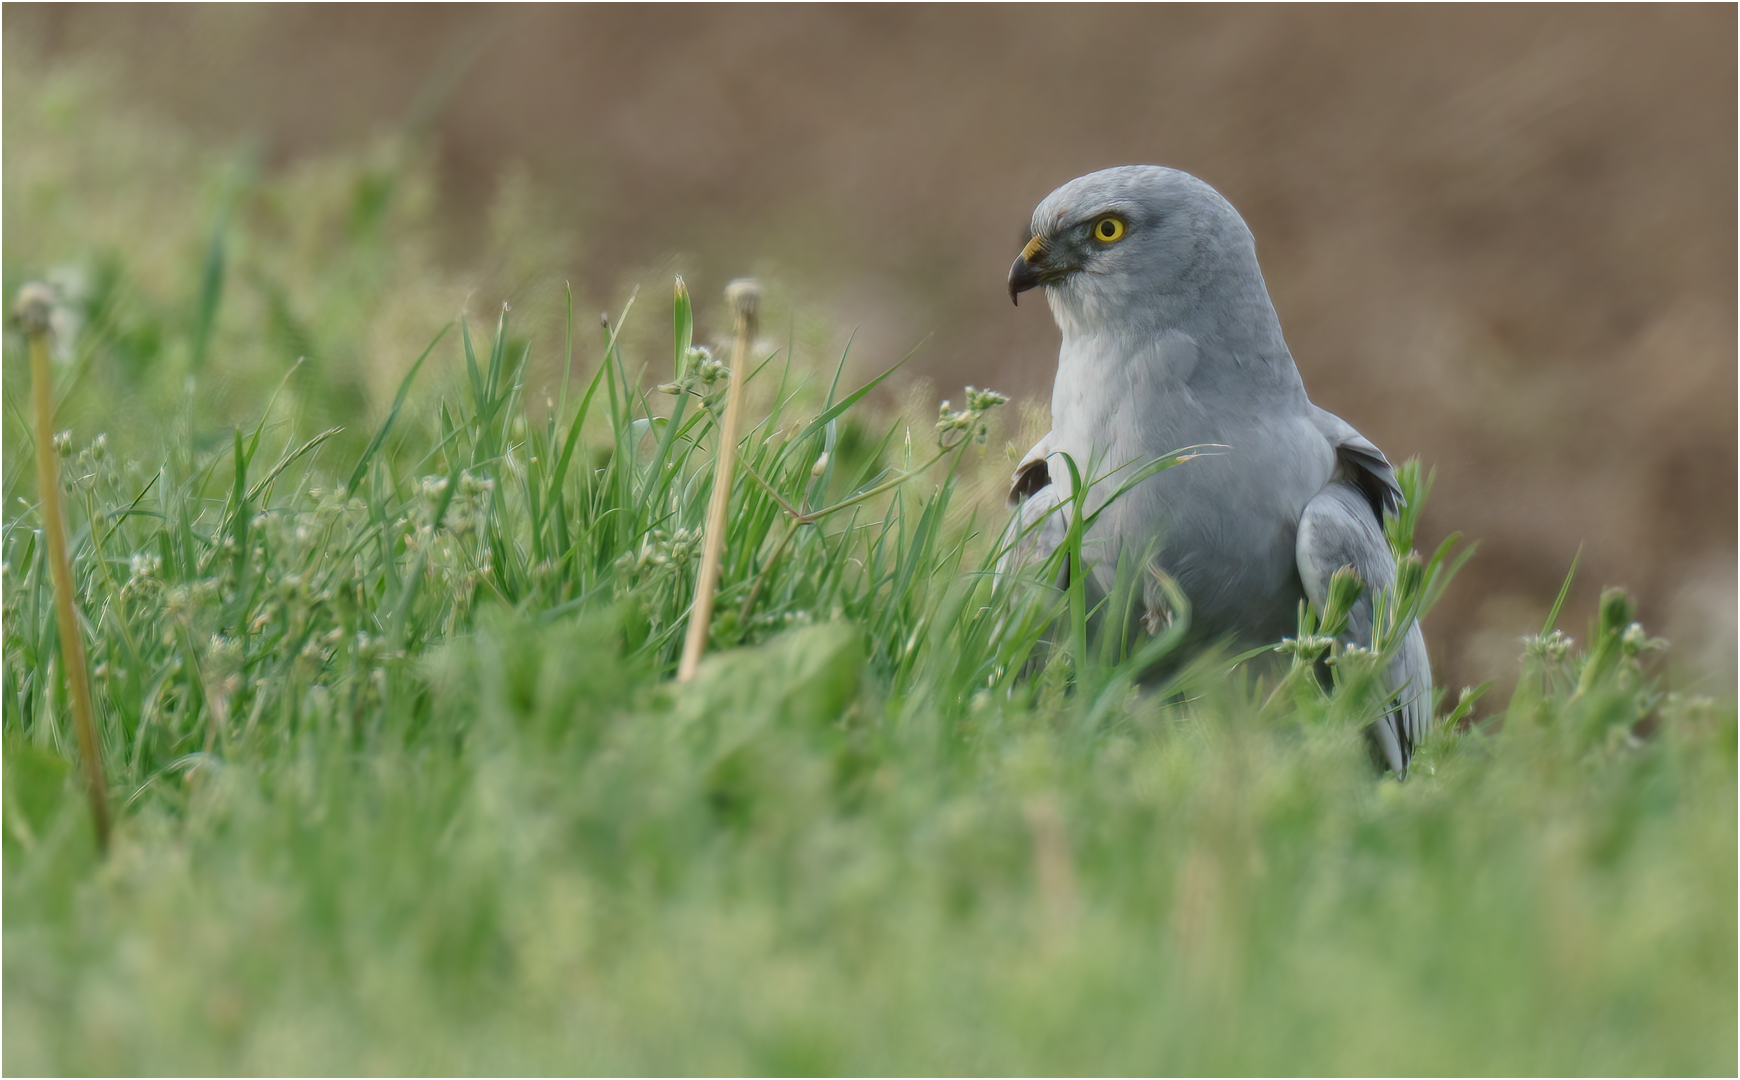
[347, 323, 451, 493]
[189, 211, 228, 373]
[673, 276, 693, 380]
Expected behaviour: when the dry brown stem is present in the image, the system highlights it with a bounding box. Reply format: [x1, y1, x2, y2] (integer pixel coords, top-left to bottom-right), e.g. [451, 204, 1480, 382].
[678, 278, 760, 682]
[17, 283, 112, 851]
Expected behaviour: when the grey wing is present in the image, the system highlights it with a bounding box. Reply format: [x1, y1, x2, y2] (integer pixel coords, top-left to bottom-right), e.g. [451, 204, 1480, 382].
[997, 435, 1069, 581]
[1296, 446, 1433, 777]
[1308, 410, 1404, 518]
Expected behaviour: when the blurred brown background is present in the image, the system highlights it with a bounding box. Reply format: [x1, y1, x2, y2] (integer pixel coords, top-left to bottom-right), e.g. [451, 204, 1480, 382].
[8, 4, 1735, 694]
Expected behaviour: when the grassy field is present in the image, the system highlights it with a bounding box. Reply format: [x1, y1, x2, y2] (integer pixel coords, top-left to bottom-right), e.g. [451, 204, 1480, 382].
[4, 63, 1735, 1075]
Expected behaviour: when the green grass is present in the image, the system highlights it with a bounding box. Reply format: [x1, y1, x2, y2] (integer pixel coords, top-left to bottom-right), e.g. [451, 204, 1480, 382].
[4, 57, 1736, 1076]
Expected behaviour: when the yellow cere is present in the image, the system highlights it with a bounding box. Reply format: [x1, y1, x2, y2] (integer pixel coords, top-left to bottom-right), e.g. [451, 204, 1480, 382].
[1094, 216, 1126, 243]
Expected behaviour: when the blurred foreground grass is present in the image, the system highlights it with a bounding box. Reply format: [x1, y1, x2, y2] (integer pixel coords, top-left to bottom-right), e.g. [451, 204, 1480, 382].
[4, 57, 1735, 1075]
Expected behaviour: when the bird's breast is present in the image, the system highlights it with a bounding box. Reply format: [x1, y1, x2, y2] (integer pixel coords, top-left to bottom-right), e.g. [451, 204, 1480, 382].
[1046, 366, 1334, 645]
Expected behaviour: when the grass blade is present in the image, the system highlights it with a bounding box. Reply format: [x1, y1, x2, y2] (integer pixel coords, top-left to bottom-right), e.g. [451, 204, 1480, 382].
[347, 322, 451, 493]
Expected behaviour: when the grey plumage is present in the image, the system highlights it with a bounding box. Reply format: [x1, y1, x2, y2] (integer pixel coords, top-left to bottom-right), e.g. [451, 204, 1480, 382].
[1004, 165, 1431, 775]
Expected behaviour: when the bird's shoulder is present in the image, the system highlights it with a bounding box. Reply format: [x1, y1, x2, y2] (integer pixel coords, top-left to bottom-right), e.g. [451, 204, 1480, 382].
[1308, 407, 1403, 518]
[1008, 433, 1054, 507]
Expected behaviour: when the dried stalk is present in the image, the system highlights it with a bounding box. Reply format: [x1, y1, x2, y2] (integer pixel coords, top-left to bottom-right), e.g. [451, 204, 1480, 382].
[17, 284, 111, 851]
[678, 279, 760, 681]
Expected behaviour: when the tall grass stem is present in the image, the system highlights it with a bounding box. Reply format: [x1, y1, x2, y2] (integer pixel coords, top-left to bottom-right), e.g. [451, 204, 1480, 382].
[679, 278, 761, 681]
[17, 283, 111, 852]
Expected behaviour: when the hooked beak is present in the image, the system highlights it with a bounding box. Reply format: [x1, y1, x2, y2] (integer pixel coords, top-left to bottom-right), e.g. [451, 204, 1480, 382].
[1008, 233, 1065, 305]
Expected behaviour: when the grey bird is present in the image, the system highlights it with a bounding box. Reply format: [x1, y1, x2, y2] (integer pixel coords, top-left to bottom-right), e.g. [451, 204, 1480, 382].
[1004, 165, 1431, 775]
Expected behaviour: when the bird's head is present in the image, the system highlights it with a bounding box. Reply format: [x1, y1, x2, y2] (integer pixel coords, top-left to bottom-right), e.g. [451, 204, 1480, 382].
[1009, 166, 1268, 338]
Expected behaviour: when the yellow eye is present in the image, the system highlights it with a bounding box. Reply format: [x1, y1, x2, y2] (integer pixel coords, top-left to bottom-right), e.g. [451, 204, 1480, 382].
[1093, 216, 1126, 243]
